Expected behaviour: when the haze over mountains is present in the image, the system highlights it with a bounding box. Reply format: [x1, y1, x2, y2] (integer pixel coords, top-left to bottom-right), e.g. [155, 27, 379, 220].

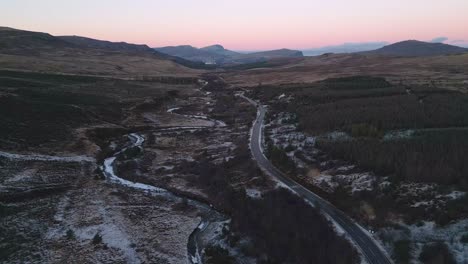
[2, 26, 468, 73]
[302, 42, 390, 56]
[155, 44, 304, 65]
[155, 40, 468, 64]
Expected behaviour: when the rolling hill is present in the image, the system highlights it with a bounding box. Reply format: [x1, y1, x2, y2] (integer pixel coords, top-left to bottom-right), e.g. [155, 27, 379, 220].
[0, 27, 73, 55]
[58, 35, 155, 53]
[362, 40, 468, 57]
[0, 27, 201, 77]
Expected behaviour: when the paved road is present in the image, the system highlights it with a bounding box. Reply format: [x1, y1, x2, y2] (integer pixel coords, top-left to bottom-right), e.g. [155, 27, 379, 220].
[246, 96, 393, 264]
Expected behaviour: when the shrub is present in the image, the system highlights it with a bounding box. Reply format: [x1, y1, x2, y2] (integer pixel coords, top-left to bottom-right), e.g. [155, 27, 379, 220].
[204, 245, 234, 264]
[66, 229, 75, 240]
[419, 242, 455, 264]
[393, 240, 411, 263]
[460, 233, 468, 244]
[350, 123, 383, 138]
[92, 233, 102, 245]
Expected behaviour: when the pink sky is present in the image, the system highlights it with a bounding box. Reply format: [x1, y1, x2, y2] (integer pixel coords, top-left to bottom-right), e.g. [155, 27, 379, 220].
[1, 0, 468, 50]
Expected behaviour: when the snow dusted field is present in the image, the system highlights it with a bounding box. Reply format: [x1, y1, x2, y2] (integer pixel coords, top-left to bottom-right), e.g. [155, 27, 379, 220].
[264, 110, 468, 263]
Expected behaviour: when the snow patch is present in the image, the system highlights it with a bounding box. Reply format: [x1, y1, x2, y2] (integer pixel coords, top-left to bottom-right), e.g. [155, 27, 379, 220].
[0, 151, 95, 163]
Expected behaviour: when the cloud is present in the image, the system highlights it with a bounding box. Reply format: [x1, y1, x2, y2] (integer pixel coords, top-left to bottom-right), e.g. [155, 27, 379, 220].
[302, 42, 389, 56]
[431, 37, 448, 43]
[448, 40, 468, 48]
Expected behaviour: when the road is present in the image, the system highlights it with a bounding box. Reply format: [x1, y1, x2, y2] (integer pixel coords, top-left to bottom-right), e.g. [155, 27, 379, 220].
[246, 96, 393, 264]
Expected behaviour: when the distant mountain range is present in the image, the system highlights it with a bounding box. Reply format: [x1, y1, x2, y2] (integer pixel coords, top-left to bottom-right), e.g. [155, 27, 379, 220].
[303, 40, 468, 57]
[360, 40, 468, 57]
[2, 26, 467, 70]
[154, 44, 303, 65]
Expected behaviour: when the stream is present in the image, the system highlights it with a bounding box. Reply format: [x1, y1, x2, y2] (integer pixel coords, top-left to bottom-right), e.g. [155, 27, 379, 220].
[101, 132, 225, 264]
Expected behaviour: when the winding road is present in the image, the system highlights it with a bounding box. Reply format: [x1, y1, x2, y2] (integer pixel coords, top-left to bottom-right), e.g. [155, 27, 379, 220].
[245, 95, 393, 264]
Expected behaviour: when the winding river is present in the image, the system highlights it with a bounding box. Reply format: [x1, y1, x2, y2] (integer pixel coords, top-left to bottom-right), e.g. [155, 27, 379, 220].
[101, 132, 224, 264]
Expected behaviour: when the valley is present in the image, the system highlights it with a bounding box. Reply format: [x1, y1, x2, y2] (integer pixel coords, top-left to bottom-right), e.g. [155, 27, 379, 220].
[1, 25, 468, 264]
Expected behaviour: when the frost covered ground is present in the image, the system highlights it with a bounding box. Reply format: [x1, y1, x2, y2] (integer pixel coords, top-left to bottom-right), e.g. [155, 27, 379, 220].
[265, 111, 376, 194]
[265, 110, 468, 263]
[0, 81, 252, 263]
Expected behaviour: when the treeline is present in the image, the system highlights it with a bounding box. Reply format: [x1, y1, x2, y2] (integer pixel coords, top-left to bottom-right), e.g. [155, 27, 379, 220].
[321, 76, 392, 90]
[183, 139, 359, 263]
[317, 130, 468, 188]
[295, 93, 468, 133]
[0, 95, 88, 149]
[266, 143, 297, 174]
[136, 76, 198, 84]
[231, 188, 359, 264]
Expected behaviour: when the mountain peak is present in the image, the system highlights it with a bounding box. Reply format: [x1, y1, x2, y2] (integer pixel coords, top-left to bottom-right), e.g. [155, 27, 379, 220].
[201, 44, 225, 51]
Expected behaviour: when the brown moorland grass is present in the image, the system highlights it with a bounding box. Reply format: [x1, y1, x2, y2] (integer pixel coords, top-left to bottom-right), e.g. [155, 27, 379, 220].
[221, 53, 468, 92]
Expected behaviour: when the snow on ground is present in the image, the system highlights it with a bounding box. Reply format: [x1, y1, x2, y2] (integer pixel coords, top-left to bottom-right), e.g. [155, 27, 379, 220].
[335, 173, 375, 193]
[0, 151, 95, 162]
[321, 131, 352, 141]
[167, 107, 181, 113]
[166, 104, 227, 128]
[379, 220, 468, 263]
[73, 202, 141, 264]
[245, 188, 262, 199]
[266, 111, 377, 194]
[383, 129, 415, 141]
[4, 168, 37, 184]
[310, 174, 339, 193]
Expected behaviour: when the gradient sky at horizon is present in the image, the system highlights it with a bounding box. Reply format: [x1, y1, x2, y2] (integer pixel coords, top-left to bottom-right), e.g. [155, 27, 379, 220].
[1, 0, 468, 50]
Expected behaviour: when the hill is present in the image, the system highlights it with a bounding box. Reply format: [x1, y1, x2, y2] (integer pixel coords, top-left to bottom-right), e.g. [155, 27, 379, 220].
[0, 27, 73, 55]
[154, 44, 303, 65]
[0, 27, 201, 77]
[155, 45, 229, 64]
[59, 36, 212, 69]
[362, 40, 468, 57]
[58, 35, 154, 53]
[234, 49, 303, 63]
[200, 44, 240, 57]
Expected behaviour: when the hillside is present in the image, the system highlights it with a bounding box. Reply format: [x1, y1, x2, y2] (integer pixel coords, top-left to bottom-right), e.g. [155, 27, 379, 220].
[362, 40, 468, 57]
[59, 36, 212, 69]
[233, 49, 303, 63]
[59, 35, 154, 53]
[0, 27, 201, 77]
[0, 27, 73, 55]
[155, 45, 229, 64]
[200, 44, 240, 56]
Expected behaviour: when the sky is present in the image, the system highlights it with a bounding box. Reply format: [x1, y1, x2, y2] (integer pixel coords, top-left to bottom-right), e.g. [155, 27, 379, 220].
[1, 0, 468, 50]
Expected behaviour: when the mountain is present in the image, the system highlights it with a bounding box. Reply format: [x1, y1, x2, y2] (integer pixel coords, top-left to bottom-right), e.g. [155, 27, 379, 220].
[0, 27, 211, 70]
[155, 45, 227, 64]
[58, 35, 154, 53]
[154, 44, 303, 65]
[0, 27, 201, 76]
[200, 44, 239, 56]
[362, 40, 468, 57]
